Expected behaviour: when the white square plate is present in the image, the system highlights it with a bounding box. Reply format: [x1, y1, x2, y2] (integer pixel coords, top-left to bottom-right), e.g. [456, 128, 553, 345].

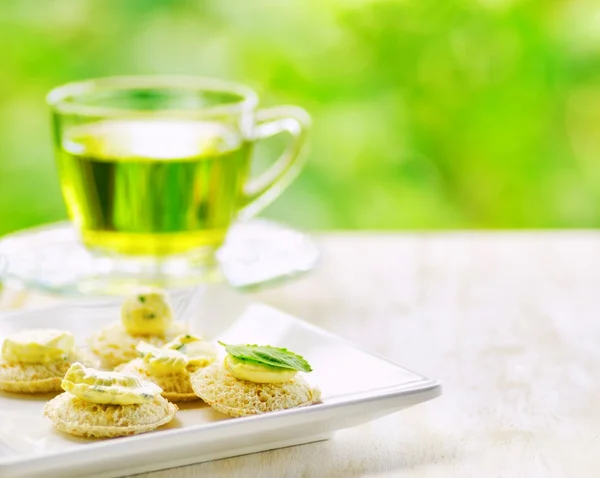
[0, 286, 441, 478]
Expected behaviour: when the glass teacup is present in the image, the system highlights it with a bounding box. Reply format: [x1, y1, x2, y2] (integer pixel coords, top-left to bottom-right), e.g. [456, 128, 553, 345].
[47, 76, 310, 289]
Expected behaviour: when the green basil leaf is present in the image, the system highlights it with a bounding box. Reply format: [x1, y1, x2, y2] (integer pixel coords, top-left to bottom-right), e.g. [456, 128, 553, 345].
[218, 342, 312, 373]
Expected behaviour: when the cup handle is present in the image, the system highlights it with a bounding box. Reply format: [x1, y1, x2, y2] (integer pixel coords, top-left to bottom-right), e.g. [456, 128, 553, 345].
[238, 105, 311, 219]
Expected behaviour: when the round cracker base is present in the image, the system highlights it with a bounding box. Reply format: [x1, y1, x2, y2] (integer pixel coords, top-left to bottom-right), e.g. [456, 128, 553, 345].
[43, 392, 178, 438]
[0, 347, 99, 394]
[88, 321, 188, 369]
[0, 376, 61, 394]
[117, 359, 199, 403]
[190, 363, 321, 417]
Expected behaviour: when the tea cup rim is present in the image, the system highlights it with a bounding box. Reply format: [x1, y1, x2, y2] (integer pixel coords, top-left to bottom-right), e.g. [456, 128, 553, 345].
[47, 75, 259, 118]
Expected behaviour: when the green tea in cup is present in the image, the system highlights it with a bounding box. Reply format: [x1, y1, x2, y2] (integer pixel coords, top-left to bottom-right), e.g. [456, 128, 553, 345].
[48, 76, 309, 260]
[58, 118, 251, 255]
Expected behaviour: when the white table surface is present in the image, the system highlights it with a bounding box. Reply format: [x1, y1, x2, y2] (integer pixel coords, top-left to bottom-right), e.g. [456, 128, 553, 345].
[2, 232, 599, 477]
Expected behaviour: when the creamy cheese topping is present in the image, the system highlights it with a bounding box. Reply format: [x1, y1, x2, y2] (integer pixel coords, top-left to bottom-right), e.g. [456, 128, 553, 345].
[136, 335, 216, 375]
[137, 342, 188, 375]
[2, 329, 75, 363]
[62, 362, 162, 405]
[224, 355, 297, 384]
[164, 335, 217, 368]
[121, 289, 173, 336]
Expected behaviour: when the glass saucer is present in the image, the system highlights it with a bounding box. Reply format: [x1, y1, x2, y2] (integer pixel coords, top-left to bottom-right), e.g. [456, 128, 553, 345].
[0, 219, 319, 296]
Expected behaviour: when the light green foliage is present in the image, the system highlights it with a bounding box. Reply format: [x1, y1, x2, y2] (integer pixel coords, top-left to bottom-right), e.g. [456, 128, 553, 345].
[0, 0, 599, 233]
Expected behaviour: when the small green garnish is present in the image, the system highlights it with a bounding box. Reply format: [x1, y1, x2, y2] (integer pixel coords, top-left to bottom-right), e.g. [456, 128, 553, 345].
[138, 295, 146, 303]
[218, 342, 312, 373]
[146, 313, 156, 319]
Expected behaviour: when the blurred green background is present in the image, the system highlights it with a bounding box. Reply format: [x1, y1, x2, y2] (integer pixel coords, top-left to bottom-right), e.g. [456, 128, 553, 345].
[1, 0, 600, 235]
